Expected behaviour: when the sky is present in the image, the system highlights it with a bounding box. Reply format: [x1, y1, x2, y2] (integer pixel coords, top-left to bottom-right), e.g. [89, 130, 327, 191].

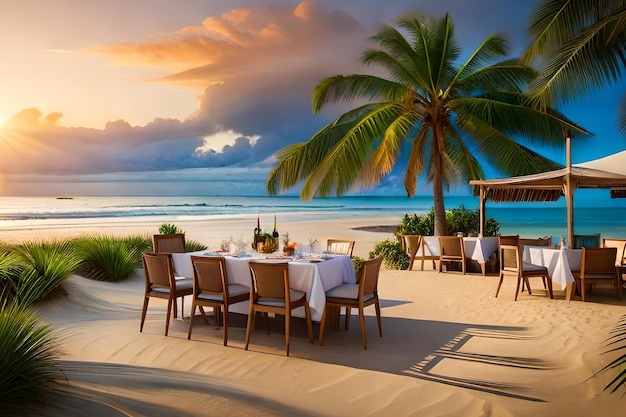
[0, 0, 624, 197]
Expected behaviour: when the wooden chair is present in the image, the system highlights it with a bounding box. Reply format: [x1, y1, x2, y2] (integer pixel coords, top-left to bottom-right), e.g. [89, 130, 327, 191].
[319, 256, 383, 349]
[572, 233, 601, 249]
[496, 235, 553, 300]
[602, 238, 626, 266]
[187, 256, 249, 346]
[518, 237, 552, 292]
[245, 262, 313, 356]
[326, 239, 355, 257]
[402, 235, 437, 271]
[140, 253, 193, 336]
[438, 236, 466, 274]
[153, 234, 186, 254]
[576, 247, 622, 302]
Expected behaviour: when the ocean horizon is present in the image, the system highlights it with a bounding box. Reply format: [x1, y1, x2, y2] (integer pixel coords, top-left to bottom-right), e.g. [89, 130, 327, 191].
[1, 193, 625, 240]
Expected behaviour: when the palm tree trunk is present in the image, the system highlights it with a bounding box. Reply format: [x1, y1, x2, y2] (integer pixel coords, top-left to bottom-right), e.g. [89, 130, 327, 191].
[432, 120, 448, 237]
[432, 169, 448, 237]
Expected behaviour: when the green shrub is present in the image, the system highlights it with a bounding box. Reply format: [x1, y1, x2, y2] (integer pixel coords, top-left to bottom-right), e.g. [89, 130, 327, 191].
[396, 205, 500, 237]
[186, 239, 208, 252]
[0, 301, 61, 412]
[121, 234, 152, 267]
[369, 238, 408, 270]
[73, 234, 141, 282]
[351, 256, 366, 280]
[15, 240, 80, 307]
[396, 212, 434, 236]
[159, 223, 185, 235]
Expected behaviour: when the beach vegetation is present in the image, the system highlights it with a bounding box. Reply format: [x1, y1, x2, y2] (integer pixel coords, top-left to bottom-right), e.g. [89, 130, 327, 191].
[72, 234, 144, 282]
[185, 239, 209, 252]
[266, 10, 588, 237]
[596, 314, 626, 394]
[370, 239, 409, 270]
[159, 223, 185, 235]
[351, 255, 366, 280]
[523, 0, 626, 137]
[13, 240, 80, 307]
[0, 300, 62, 413]
[397, 205, 500, 237]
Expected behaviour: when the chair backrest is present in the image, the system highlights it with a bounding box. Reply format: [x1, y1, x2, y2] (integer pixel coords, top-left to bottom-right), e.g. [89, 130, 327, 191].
[142, 253, 175, 289]
[573, 233, 601, 249]
[153, 234, 186, 254]
[499, 235, 521, 271]
[519, 237, 551, 248]
[402, 235, 422, 257]
[249, 262, 289, 301]
[191, 255, 227, 294]
[359, 256, 383, 297]
[602, 238, 626, 266]
[438, 236, 464, 258]
[581, 247, 618, 274]
[327, 239, 355, 256]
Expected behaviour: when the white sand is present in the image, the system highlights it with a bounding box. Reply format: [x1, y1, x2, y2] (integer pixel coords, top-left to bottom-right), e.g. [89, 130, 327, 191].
[4, 215, 625, 416]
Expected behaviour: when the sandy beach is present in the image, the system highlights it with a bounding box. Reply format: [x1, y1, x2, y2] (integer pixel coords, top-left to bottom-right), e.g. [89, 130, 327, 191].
[4, 214, 625, 416]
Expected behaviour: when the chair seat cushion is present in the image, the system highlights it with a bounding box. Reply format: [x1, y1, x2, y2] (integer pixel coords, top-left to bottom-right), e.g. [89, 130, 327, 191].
[325, 284, 375, 303]
[522, 262, 548, 272]
[198, 284, 249, 301]
[257, 289, 306, 307]
[152, 286, 171, 294]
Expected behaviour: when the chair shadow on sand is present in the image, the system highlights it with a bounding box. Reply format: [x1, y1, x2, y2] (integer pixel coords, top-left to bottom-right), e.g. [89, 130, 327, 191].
[36, 291, 561, 416]
[131, 296, 555, 404]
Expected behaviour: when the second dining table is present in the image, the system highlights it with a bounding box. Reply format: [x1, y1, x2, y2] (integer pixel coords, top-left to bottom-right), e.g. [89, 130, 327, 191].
[171, 251, 357, 322]
[522, 246, 582, 301]
[421, 236, 500, 275]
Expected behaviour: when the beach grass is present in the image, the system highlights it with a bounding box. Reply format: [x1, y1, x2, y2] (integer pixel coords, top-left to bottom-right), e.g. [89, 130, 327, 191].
[73, 233, 147, 282]
[13, 240, 80, 307]
[0, 301, 61, 413]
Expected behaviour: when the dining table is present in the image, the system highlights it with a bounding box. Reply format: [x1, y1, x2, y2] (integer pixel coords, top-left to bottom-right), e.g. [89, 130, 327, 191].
[522, 246, 582, 301]
[171, 251, 357, 322]
[420, 236, 500, 275]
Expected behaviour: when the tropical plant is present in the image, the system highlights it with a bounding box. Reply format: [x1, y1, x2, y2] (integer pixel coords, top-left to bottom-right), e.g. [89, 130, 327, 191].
[596, 314, 626, 394]
[14, 240, 80, 307]
[523, 0, 626, 136]
[0, 246, 22, 301]
[396, 206, 500, 237]
[159, 223, 185, 235]
[351, 255, 366, 280]
[72, 234, 143, 281]
[0, 300, 61, 412]
[266, 11, 588, 236]
[185, 239, 209, 253]
[370, 238, 409, 270]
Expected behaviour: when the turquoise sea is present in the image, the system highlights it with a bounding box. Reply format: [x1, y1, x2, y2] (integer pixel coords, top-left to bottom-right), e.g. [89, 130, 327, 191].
[1, 193, 625, 240]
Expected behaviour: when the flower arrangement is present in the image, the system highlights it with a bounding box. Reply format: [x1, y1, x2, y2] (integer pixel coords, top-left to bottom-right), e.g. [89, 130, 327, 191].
[282, 232, 296, 255]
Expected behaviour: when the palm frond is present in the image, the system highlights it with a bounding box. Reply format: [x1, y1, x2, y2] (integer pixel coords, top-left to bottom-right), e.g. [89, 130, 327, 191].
[301, 102, 404, 198]
[527, 6, 626, 107]
[404, 126, 429, 197]
[311, 74, 407, 113]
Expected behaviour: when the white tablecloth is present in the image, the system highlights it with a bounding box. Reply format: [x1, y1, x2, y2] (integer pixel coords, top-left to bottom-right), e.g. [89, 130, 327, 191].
[171, 252, 356, 321]
[421, 236, 499, 264]
[522, 246, 582, 289]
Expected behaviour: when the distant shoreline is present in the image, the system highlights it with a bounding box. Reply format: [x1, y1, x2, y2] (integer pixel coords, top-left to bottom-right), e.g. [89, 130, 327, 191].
[352, 225, 396, 233]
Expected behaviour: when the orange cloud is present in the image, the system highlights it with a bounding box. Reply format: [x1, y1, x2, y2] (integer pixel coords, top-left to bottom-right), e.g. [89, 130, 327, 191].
[86, 1, 365, 89]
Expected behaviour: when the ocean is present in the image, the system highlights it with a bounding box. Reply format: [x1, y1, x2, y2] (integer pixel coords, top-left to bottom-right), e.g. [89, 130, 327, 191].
[1, 194, 625, 239]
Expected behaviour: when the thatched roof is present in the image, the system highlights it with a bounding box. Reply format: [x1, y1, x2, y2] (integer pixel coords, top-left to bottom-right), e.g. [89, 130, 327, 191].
[470, 166, 626, 202]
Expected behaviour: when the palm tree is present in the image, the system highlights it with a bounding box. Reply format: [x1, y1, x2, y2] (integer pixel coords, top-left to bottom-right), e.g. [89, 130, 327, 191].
[266, 11, 588, 236]
[523, 0, 626, 135]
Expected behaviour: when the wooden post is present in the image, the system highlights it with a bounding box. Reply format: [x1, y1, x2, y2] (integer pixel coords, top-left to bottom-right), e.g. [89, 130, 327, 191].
[479, 186, 486, 237]
[565, 134, 574, 246]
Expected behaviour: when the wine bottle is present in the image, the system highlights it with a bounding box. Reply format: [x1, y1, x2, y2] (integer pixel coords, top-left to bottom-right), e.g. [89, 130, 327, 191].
[272, 214, 279, 238]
